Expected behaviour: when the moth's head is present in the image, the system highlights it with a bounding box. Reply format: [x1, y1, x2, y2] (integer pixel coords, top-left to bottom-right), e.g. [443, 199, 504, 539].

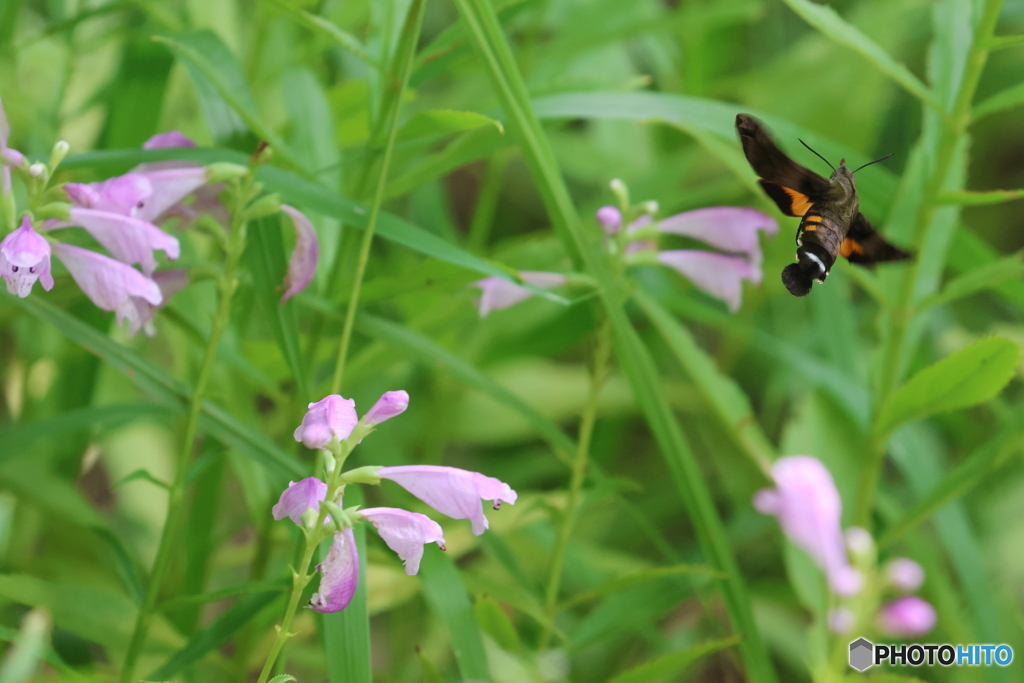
[830, 160, 857, 197]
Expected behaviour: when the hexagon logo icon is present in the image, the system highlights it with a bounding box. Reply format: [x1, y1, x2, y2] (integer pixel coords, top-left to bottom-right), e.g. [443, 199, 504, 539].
[849, 638, 874, 672]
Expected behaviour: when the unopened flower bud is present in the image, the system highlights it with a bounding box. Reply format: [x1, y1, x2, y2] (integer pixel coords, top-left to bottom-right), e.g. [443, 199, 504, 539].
[595, 206, 622, 234]
[845, 527, 875, 559]
[885, 558, 925, 592]
[28, 163, 45, 178]
[609, 178, 629, 208]
[364, 390, 409, 425]
[340, 465, 382, 485]
[641, 200, 659, 215]
[49, 140, 70, 170]
[242, 193, 282, 222]
[205, 162, 248, 184]
[878, 597, 936, 637]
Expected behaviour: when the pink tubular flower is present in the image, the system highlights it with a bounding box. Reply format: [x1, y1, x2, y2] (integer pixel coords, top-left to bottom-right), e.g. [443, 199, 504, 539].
[132, 168, 209, 223]
[45, 207, 180, 276]
[64, 174, 152, 216]
[364, 390, 409, 425]
[596, 205, 622, 234]
[294, 395, 358, 449]
[753, 456, 861, 596]
[656, 207, 778, 266]
[360, 507, 445, 575]
[272, 477, 328, 525]
[885, 558, 925, 592]
[126, 269, 189, 337]
[474, 271, 567, 317]
[52, 243, 161, 330]
[310, 528, 359, 613]
[280, 205, 318, 303]
[0, 217, 53, 297]
[877, 596, 937, 637]
[657, 250, 762, 313]
[144, 131, 196, 150]
[377, 465, 517, 535]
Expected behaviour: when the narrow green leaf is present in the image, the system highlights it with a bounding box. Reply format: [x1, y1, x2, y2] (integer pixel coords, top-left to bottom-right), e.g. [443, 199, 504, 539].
[986, 33, 1024, 50]
[261, 0, 379, 68]
[416, 648, 446, 683]
[879, 427, 1024, 547]
[397, 109, 504, 141]
[92, 527, 146, 606]
[919, 252, 1024, 310]
[112, 469, 171, 490]
[146, 589, 282, 680]
[159, 581, 288, 611]
[15, 297, 305, 479]
[936, 188, 1024, 205]
[153, 31, 301, 168]
[779, 0, 940, 111]
[972, 81, 1024, 121]
[606, 636, 742, 683]
[559, 565, 723, 610]
[473, 594, 521, 653]
[245, 215, 310, 403]
[875, 336, 1021, 437]
[419, 549, 490, 681]
[266, 675, 297, 683]
[634, 288, 776, 470]
[386, 125, 510, 199]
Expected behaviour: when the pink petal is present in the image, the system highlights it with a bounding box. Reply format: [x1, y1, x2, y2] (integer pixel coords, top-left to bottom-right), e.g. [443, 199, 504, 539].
[48, 208, 180, 276]
[143, 132, 196, 150]
[364, 390, 409, 425]
[53, 243, 162, 331]
[65, 174, 153, 216]
[272, 477, 328, 526]
[360, 507, 445, 575]
[657, 250, 761, 313]
[885, 558, 925, 592]
[0, 217, 53, 298]
[125, 269, 190, 337]
[595, 206, 622, 234]
[752, 456, 861, 597]
[310, 529, 359, 613]
[377, 465, 516, 536]
[133, 168, 209, 223]
[657, 207, 778, 264]
[280, 205, 319, 303]
[293, 395, 358, 449]
[878, 597, 936, 638]
[474, 271, 567, 317]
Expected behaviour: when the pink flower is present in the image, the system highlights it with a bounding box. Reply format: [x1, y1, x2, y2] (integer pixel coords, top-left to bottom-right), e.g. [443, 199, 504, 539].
[45, 207, 180, 276]
[52, 243, 162, 330]
[144, 131, 196, 150]
[753, 456, 861, 596]
[657, 250, 762, 313]
[656, 207, 777, 266]
[877, 596, 936, 638]
[0, 217, 53, 297]
[293, 395, 358, 449]
[309, 528, 359, 613]
[280, 205, 318, 303]
[377, 465, 517, 535]
[272, 477, 328, 525]
[64, 174, 152, 216]
[595, 205, 622, 234]
[125, 269, 189, 337]
[474, 271, 567, 317]
[360, 507, 445, 575]
[132, 168, 209, 223]
[364, 390, 409, 425]
[0, 97, 25, 194]
[885, 558, 925, 592]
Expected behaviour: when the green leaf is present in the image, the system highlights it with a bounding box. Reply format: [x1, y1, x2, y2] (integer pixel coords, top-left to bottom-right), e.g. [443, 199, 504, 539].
[266, 676, 297, 683]
[971, 80, 1024, 121]
[778, 0, 940, 111]
[262, 0, 379, 68]
[416, 648, 446, 683]
[473, 594, 521, 653]
[936, 188, 1024, 205]
[146, 589, 282, 680]
[153, 30, 301, 168]
[386, 125, 510, 199]
[112, 469, 171, 490]
[397, 109, 504, 141]
[158, 581, 288, 612]
[92, 527, 147, 606]
[245, 215, 310, 403]
[918, 252, 1024, 310]
[15, 297, 305, 480]
[559, 565, 724, 609]
[605, 635, 742, 683]
[419, 549, 490, 681]
[874, 336, 1021, 437]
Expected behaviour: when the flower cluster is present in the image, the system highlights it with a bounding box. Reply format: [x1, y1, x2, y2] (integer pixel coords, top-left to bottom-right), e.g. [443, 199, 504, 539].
[470, 180, 777, 316]
[274, 390, 516, 613]
[755, 456, 936, 638]
[0, 95, 318, 335]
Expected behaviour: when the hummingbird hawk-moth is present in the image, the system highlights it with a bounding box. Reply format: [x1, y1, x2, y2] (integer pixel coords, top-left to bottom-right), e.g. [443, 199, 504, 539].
[735, 113, 911, 296]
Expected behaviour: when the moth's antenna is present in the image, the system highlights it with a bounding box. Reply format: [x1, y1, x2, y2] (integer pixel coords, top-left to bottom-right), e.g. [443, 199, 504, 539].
[853, 153, 894, 174]
[799, 138, 835, 172]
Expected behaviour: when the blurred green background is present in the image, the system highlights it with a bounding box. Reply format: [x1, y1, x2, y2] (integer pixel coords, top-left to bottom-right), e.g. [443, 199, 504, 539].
[0, 0, 1022, 681]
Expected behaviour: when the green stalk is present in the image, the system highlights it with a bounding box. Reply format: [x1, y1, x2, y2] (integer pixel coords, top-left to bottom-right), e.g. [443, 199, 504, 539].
[451, 1, 777, 680]
[855, 0, 1005, 526]
[329, 0, 427, 394]
[539, 323, 611, 649]
[120, 175, 254, 683]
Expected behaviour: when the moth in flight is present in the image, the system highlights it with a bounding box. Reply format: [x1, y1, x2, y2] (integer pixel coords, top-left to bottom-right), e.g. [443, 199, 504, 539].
[735, 114, 910, 296]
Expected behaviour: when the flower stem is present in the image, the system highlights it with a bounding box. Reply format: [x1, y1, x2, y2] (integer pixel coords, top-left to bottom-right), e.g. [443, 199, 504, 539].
[119, 175, 254, 683]
[538, 321, 611, 648]
[329, 0, 427, 394]
[856, 0, 1005, 527]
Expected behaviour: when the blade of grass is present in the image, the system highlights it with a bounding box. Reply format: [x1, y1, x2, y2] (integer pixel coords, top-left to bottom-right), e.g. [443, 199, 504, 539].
[419, 548, 491, 681]
[450, 1, 778, 680]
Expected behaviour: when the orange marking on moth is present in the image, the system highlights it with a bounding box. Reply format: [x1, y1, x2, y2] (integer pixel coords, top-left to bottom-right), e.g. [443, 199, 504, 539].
[782, 187, 814, 216]
[840, 238, 865, 258]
